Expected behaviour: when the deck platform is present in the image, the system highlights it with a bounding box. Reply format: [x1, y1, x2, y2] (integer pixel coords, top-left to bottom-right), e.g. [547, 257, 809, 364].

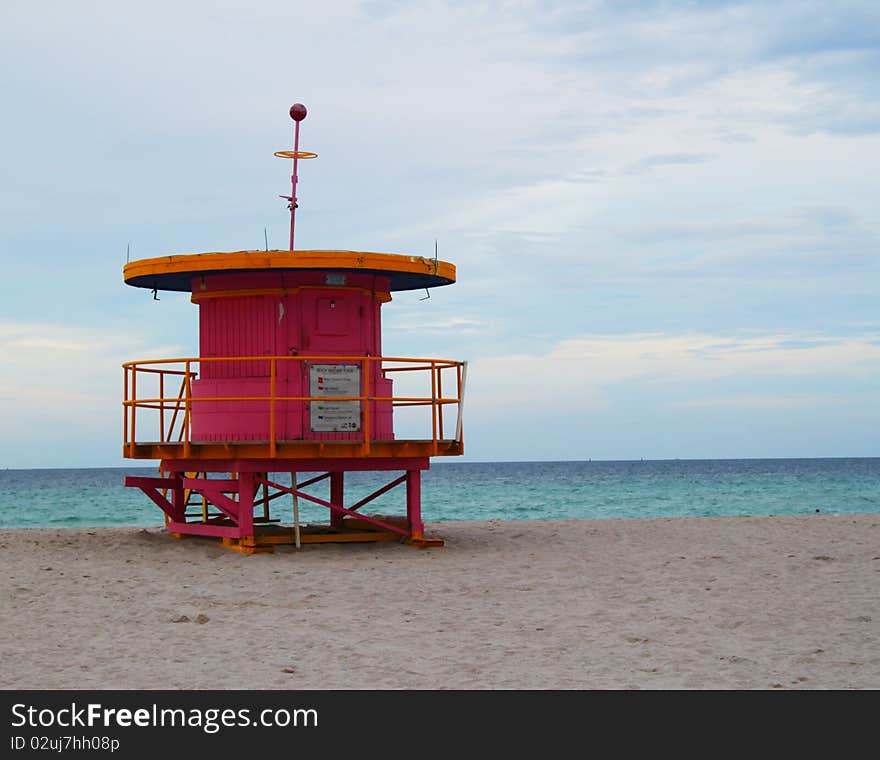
[124, 439, 463, 461]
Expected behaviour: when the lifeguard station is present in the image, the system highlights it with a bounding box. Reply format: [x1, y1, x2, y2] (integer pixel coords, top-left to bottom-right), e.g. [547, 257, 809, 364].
[122, 103, 465, 553]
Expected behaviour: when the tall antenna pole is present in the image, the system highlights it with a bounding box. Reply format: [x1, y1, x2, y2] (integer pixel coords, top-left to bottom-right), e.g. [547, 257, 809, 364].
[275, 103, 315, 252]
[288, 103, 307, 251]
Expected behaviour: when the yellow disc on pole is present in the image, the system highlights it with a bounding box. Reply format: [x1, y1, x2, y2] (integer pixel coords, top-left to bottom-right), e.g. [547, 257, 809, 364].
[273, 150, 318, 159]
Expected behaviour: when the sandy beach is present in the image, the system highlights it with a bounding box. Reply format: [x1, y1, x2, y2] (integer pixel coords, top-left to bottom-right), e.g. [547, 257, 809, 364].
[2, 515, 878, 690]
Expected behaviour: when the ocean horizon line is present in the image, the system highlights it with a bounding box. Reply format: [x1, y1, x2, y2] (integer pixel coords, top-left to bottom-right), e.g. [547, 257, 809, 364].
[3, 454, 880, 472]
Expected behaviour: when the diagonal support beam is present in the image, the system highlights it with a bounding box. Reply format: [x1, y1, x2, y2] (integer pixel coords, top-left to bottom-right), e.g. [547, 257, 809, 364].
[182, 478, 239, 492]
[187, 483, 241, 523]
[297, 472, 332, 489]
[124, 476, 185, 521]
[347, 474, 407, 513]
[256, 476, 410, 537]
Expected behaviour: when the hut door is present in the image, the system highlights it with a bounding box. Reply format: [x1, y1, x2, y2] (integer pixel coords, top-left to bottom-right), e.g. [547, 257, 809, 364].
[299, 289, 367, 437]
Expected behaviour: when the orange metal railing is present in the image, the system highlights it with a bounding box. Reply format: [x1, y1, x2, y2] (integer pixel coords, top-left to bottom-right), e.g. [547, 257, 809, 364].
[122, 355, 466, 457]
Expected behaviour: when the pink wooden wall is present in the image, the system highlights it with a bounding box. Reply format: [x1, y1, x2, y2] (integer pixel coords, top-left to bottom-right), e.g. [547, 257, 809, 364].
[189, 270, 394, 443]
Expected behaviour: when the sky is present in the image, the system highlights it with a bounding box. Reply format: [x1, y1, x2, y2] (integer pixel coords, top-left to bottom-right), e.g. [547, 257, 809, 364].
[1, 0, 878, 467]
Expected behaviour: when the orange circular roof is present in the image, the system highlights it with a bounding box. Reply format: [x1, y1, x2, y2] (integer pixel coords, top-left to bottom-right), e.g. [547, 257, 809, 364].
[124, 250, 456, 292]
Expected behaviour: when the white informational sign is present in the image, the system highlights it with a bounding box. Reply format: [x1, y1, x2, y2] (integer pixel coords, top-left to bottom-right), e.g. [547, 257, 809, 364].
[308, 364, 361, 432]
[324, 273, 347, 286]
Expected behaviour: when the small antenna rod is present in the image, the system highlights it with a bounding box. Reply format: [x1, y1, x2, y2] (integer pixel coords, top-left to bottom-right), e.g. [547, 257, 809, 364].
[289, 103, 307, 251]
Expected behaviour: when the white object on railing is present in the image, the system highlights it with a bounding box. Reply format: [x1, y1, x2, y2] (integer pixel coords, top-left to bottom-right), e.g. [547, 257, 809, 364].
[292, 472, 301, 549]
[455, 361, 468, 444]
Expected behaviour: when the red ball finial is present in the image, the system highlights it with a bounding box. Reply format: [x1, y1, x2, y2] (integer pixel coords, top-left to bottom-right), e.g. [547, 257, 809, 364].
[289, 103, 307, 122]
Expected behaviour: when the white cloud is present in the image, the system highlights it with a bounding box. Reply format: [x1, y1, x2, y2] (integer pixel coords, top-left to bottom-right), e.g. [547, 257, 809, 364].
[0, 322, 185, 424]
[668, 394, 845, 410]
[468, 331, 880, 409]
[385, 317, 490, 334]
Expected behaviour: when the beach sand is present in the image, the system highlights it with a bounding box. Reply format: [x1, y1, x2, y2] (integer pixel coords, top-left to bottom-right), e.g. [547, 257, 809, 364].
[2, 515, 878, 690]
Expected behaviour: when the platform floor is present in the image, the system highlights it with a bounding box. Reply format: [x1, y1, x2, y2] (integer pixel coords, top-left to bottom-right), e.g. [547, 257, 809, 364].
[173, 517, 443, 554]
[124, 438, 462, 461]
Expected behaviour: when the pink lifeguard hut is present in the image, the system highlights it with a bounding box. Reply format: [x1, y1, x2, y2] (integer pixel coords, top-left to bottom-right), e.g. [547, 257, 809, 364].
[122, 104, 465, 553]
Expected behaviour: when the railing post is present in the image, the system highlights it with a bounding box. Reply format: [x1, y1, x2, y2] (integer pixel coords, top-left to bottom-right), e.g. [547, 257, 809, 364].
[159, 371, 165, 443]
[169, 374, 187, 444]
[183, 360, 192, 458]
[270, 358, 277, 457]
[362, 357, 371, 455]
[437, 363, 444, 441]
[430, 361, 438, 454]
[129, 365, 137, 458]
[455, 361, 467, 444]
[123, 366, 129, 451]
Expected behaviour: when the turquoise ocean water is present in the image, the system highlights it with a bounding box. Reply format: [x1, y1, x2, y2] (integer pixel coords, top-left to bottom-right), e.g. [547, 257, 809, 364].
[1, 458, 879, 528]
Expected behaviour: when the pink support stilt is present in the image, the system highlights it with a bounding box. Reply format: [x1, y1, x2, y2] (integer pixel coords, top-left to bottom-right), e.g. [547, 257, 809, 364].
[330, 471, 345, 529]
[406, 469, 423, 539]
[238, 471, 255, 539]
[170, 474, 186, 522]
